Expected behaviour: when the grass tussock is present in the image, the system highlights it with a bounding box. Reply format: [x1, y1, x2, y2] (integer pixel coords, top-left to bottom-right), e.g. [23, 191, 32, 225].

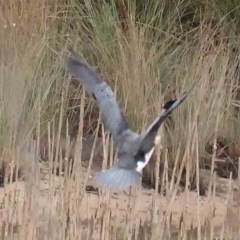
[1, 0, 240, 239]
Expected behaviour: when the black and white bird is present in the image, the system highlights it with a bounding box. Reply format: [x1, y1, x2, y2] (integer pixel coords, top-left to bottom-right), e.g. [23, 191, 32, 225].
[66, 51, 193, 189]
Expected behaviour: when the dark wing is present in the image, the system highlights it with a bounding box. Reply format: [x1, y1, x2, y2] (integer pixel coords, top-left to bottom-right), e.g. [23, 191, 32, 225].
[66, 52, 133, 149]
[137, 86, 194, 155]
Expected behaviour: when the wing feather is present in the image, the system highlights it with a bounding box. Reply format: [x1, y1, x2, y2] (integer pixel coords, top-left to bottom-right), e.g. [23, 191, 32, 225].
[66, 53, 134, 149]
[138, 85, 194, 154]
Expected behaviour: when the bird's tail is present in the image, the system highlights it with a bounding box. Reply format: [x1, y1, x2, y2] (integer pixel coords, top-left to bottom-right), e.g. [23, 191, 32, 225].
[94, 168, 141, 189]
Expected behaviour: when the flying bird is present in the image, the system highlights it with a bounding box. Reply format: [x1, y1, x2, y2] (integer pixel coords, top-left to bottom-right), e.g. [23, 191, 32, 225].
[66, 51, 193, 189]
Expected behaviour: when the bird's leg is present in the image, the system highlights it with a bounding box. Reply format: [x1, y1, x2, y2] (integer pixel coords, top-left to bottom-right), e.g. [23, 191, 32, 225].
[154, 135, 161, 145]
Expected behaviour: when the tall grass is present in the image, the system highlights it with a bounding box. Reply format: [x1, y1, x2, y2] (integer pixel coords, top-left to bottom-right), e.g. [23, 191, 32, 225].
[0, 0, 240, 239]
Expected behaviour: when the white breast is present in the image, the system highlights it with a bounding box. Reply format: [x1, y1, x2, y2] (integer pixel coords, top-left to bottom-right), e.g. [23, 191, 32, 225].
[136, 147, 155, 173]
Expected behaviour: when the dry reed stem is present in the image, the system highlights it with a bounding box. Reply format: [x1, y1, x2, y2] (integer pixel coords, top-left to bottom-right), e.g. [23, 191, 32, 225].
[1, 1, 240, 239]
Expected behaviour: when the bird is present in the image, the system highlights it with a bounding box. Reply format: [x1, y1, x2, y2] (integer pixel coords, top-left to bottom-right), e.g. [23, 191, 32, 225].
[66, 50, 194, 189]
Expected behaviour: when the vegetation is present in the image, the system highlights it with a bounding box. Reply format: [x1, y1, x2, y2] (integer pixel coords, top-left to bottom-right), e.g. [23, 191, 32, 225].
[1, 0, 240, 239]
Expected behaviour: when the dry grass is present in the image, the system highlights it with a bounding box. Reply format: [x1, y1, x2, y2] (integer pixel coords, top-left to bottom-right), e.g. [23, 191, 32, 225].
[1, 0, 240, 239]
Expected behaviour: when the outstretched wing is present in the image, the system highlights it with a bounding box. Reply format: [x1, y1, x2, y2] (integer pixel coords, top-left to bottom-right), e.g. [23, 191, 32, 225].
[137, 86, 194, 155]
[66, 52, 134, 149]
